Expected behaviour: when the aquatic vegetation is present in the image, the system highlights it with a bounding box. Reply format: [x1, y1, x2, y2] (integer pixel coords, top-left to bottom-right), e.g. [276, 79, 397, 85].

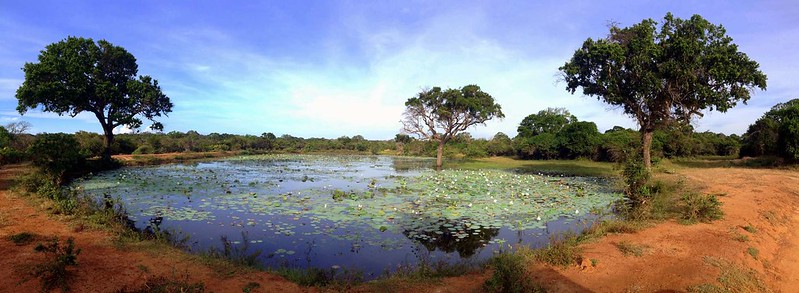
[72, 154, 622, 277]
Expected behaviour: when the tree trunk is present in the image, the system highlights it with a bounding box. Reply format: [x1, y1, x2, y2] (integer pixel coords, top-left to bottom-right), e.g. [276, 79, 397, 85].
[436, 140, 444, 170]
[102, 127, 115, 163]
[642, 130, 653, 171]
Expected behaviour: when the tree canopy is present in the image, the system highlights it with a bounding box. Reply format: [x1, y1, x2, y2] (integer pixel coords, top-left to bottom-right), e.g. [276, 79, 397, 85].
[560, 13, 767, 169]
[401, 85, 504, 168]
[741, 98, 799, 161]
[16, 36, 173, 162]
[517, 108, 576, 138]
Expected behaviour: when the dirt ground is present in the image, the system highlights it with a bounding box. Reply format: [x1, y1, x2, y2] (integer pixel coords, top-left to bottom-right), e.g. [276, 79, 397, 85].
[1, 163, 797, 292]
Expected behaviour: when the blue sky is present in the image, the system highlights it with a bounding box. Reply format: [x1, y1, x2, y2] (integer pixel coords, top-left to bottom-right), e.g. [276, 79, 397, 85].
[1, 1, 797, 139]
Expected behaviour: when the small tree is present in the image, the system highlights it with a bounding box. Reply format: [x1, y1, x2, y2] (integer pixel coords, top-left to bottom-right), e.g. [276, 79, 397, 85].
[401, 85, 504, 168]
[16, 36, 173, 163]
[560, 13, 767, 170]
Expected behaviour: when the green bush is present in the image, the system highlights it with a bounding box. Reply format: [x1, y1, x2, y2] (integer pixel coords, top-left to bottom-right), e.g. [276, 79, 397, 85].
[28, 133, 85, 185]
[483, 253, 544, 293]
[681, 193, 724, 223]
[132, 144, 155, 155]
[622, 152, 651, 207]
[0, 146, 26, 165]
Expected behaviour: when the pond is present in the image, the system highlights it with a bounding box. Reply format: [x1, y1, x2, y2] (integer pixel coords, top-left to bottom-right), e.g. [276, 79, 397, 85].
[72, 154, 622, 279]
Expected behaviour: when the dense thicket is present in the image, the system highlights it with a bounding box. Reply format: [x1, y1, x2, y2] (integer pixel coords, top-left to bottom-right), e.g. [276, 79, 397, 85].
[740, 99, 799, 161]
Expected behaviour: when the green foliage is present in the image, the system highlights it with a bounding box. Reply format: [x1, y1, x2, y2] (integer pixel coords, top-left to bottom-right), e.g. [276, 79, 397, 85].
[0, 146, 26, 165]
[15, 36, 173, 161]
[132, 144, 155, 155]
[0, 126, 11, 147]
[517, 107, 575, 138]
[741, 98, 799, 161]
[28, 133, 85, 185]
[531, 232, 580, 267]
[598, 127, 639, 162]
[742, 224, 758, 234]
[483, 252, 545, 293]
[622, 152, 651, 207]
[681, 193, 724, 223]
[486, 132, 514, 156]
[561, 13, 767, 168]
[556, 121, 601, 159]
[28, 237, 81, 292]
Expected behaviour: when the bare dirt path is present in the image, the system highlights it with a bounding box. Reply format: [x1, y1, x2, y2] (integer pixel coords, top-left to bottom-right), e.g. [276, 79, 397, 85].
[2, 163, 797, 292]
[0, 164, 308, 293]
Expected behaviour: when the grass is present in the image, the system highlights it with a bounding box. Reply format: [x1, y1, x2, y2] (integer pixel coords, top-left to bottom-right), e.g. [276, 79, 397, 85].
[669, 155, 783, 169]
[615, 241, 649, 257]
[483, 251, 545, 293]
[681, 192, 724, 224]
[747, 247, 760, 260]
[688, 256, 769, 293]
[733, 233, 750, 242]
[742, 224, 758, 234]
[529, 231, 581, 267]
[117, 275, 206, 293]
[449, 156, 616, 177]
[8, 232, 37, 245]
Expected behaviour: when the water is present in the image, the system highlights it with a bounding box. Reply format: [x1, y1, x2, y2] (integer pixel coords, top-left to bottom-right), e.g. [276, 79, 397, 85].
[73, 154, 620, 279]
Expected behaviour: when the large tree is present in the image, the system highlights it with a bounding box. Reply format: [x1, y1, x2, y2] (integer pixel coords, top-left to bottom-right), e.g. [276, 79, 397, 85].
[402, 85, 504, 169]
[560, 13, 767, 170]
[16, 36, 173, 162]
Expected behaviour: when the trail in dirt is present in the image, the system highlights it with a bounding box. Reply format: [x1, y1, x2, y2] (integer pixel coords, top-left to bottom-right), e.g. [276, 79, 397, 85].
[0, 165, 308, 293]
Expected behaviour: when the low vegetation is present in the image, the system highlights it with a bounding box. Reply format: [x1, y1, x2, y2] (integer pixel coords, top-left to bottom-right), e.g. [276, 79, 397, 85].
[615, 241, 649, 257]
[8, 232, 37, 245]
[25, 237, 81, 292]
[483, 251, 545, 293]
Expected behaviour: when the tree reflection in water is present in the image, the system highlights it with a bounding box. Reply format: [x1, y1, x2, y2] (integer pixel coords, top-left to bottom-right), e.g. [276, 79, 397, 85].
[403, 217, 499, 258]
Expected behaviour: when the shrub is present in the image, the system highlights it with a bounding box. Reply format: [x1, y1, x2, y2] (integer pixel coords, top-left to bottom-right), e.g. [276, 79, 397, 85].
[483, 252, 544, 293]
[132, 144, 155, 155]
[622, 152, 651, 207]
[28, 133, 85, 185]
[681, 193, 724, 223]
[28, 237, 81, 292]
[0, 146, 26, 165]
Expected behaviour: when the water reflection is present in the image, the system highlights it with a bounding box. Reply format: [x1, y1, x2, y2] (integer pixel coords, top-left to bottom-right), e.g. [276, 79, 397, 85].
[403, 217, 499, 258]
[391, 157, 435, 172]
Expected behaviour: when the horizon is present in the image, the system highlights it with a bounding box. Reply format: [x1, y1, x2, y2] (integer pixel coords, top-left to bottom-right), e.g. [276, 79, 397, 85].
[2, 1, 797, 140]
